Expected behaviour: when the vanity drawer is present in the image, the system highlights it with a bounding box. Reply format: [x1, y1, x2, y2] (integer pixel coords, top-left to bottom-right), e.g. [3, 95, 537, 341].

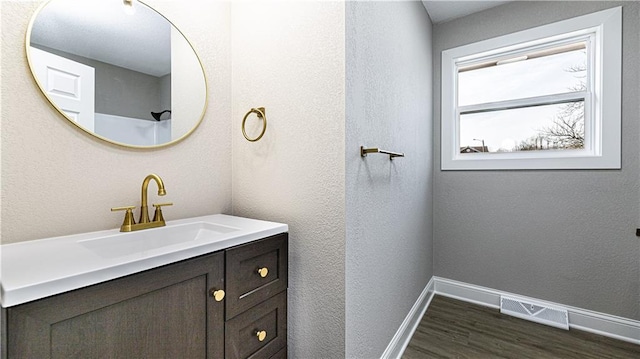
[225, 290, 287, 359]
[225, 233, 288, 319]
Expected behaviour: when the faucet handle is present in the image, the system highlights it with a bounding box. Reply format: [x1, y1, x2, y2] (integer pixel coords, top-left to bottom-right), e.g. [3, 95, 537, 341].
[111, 205, 136, 212]
[111, 206, 136, 232]
[152, 202, 173, 223]
[153, 202, 173, 208]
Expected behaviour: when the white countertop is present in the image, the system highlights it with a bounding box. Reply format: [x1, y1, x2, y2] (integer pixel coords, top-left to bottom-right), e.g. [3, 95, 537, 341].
[0, 214, 287, 307]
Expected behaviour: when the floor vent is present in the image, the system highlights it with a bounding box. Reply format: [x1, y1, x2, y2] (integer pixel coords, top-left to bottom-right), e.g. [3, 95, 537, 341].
[500, 295, 569, 330]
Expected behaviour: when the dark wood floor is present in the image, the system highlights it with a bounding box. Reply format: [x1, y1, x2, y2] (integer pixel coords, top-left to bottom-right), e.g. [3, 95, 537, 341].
[402, 295, 640, 359]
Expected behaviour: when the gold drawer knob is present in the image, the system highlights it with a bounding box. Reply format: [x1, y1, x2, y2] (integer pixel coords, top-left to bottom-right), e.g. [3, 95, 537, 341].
[256, 330, 267, 342]
[210, 289, 225, 302]
[257, 267, 269, 278]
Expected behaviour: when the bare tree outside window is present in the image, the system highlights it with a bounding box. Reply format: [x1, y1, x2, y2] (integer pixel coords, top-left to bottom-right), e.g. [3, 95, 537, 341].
[516, 64, 586, 151]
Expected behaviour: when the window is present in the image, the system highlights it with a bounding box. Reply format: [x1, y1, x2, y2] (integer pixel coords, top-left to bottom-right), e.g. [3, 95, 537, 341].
[441, 7, 621, 170]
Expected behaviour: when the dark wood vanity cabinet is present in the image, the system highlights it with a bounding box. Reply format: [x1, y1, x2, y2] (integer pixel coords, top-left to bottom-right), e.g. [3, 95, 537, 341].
[5, 252, 226, 359]
[2, 233, 288, 359]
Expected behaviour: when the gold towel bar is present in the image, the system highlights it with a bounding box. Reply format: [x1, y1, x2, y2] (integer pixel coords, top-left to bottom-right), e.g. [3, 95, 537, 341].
[360, 146, 405, 160]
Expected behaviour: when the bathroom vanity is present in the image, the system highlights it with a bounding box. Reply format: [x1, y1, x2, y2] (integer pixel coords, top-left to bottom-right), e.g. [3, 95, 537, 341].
[0, 215, 288, 359]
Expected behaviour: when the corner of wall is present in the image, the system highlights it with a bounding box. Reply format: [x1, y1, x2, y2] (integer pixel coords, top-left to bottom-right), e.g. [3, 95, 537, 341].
[230, 1, 346, 357]
[345, 1, 434, 357]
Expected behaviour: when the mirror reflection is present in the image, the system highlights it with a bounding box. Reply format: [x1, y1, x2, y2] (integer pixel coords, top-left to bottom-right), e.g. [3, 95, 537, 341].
[27, 0, 207, 147]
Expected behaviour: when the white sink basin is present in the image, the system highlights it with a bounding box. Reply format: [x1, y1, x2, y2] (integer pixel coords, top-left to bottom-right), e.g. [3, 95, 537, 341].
[79, 222, 239, 258]
[1, 214, 288, 307]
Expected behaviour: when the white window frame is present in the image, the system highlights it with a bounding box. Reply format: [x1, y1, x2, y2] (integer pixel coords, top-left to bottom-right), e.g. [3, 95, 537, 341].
[441, 7, 621, 170]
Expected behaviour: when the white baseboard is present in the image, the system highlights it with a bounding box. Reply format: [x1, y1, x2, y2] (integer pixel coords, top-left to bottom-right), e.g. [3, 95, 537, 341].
[380, 277, 435, 359]
[433, 277, 640, 346]
[387, 277, 640, 358]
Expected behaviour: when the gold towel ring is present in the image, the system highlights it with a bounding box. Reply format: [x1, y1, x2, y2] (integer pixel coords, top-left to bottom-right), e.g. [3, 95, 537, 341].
[242, 107, 267, 142]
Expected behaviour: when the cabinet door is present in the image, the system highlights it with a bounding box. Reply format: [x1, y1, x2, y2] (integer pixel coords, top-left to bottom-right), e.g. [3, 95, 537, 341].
[7, 252, 225, 359]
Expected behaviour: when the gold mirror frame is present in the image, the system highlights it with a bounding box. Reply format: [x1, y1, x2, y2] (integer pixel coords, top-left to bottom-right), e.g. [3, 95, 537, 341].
[25, 0, 208, 149]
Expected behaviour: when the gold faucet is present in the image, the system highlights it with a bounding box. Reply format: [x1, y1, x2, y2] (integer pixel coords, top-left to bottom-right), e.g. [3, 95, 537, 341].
[139, 174, 166, 224]
[111, 174, 173, 232]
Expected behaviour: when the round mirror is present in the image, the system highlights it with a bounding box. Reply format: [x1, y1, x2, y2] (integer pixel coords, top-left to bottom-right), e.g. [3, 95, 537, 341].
[26, 0, 207, 148]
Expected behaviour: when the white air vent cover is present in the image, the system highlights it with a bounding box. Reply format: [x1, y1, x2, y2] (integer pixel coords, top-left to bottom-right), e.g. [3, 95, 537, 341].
[500, 295, 569, 330]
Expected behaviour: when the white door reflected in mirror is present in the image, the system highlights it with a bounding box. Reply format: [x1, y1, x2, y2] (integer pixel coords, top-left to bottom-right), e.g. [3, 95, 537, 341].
[29, 47, 95, 131]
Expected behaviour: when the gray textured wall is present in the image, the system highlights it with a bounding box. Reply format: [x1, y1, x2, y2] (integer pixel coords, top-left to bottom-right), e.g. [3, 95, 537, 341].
[92, 58, 168, 121]
[345, 2, 433, 358]
[159, 74, 171, 115]
[433, 1, 640, 320]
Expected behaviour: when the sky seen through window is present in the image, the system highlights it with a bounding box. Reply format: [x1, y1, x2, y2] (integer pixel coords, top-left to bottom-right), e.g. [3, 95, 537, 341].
[458, 48, 586, 153]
